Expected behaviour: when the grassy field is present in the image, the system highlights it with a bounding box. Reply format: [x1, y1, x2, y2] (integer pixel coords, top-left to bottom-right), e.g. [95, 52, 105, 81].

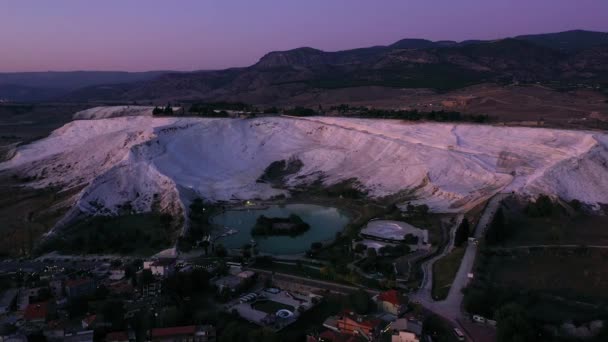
[486, 248, 608, 302]
[432, 247, 466, 300]
[40, 213, 177, 256]
[0, 103, 92, 148]
[0, 176, 85, 256]
[501, 197, 608, 247]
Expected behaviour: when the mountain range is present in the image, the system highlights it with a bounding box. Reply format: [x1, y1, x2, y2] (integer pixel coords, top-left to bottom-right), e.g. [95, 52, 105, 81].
[2, 30, 608, 104]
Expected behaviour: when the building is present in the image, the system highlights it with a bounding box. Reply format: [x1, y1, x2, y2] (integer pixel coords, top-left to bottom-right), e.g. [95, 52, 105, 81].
[65, 278, 96, 298]
[24, 301, 51, 323]
[144, 259, 176, 278]
[332, 312, 383, 340]
[388, 318, 423, 342]
[0, 288, 19, 314]
[150, 325, 216, 342]
[360, 220, 429, 249]
[107, 281, 134, 297]
[375, 290, 408, 316]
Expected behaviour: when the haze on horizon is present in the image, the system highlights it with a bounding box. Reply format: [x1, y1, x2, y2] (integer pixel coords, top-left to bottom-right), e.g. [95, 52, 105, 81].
[2, 0, 608, 72]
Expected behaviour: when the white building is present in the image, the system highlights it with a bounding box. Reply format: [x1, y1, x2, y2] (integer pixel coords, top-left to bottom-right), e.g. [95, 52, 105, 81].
[143, 258, 176, 278]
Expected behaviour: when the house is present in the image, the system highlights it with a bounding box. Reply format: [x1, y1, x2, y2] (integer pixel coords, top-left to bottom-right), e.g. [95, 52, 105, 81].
[375, 290, 408, 316]
[389, 318, 423, 342]
[144, 258, 176, 278]
[150, 325, 216, 342]
[142, 282, 162, 297]
[106, 331, 129, 342]
[65, 278, 96, 298]
[23, 301, 51, 323]
[333, 311, 383, 340]
[107, 281, 134, 296]
[0, 288, 19, 314]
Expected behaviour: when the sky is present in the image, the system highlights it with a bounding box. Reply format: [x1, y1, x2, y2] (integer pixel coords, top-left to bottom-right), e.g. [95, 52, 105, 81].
[1, 0, 608, 72]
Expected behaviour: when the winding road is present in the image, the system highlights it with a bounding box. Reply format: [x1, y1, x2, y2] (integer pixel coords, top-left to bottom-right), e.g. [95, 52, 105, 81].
[410, 193, 508, 340]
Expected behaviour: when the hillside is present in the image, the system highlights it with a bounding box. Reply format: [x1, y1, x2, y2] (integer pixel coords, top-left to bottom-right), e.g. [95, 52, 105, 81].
[63, 30, 608, 105]
[0, 71, 172, 102]
[1, 115, 607, 241]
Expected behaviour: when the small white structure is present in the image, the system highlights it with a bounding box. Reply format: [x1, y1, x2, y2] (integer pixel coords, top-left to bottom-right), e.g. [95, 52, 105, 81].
[143, 258, 176, 278]
[389, 318, 423, 342]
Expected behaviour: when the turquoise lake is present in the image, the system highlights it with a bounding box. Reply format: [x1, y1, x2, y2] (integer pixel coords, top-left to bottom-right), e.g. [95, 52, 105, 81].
[211, 204, 350, 255]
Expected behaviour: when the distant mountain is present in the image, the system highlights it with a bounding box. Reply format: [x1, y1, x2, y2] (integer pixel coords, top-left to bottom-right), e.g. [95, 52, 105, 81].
[0, 71, 172, 101]
[63, 30, 608, 105]
[516, 30, 608, 51]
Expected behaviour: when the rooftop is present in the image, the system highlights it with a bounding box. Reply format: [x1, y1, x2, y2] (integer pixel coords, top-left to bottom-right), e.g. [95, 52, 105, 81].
[65, 278, 93, 288]
[361, 220, 428, 243]
[151, 325, 196, 337]
[377, 289, 406, 306]
[24, 301, 48, 321]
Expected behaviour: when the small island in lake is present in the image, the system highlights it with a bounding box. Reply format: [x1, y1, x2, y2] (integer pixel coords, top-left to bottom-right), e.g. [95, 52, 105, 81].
[251, 214, 311, 237]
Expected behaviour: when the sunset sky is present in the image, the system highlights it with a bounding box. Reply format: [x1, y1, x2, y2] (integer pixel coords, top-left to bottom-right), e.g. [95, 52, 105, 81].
[1, 0, 607, 72]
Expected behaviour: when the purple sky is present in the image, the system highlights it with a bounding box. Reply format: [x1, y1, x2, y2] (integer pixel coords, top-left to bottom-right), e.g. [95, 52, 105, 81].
[1, 0, 607, 72]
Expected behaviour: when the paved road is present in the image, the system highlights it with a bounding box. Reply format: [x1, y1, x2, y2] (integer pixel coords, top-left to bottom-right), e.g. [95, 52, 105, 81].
[416, 214, 463, 302]
[441, 193, 509, 319]
[246, 267, 380, 296]
[410, 193, 508, 341]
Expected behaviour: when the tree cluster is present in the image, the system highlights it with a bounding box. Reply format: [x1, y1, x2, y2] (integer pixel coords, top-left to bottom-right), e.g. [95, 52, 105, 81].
[485, 207, 508, 245]
[525, 194, 555, 217]
[330, 104, 489, 123]
[189, 101, 253, 116]
[454, 218, 470, 247]
[153, 104, 174, 115]
[283, 106, 318, 116]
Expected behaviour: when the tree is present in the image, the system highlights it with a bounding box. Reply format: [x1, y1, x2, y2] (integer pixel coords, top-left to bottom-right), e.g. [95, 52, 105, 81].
[495, 303, 536, 342]
[152, 106, 163, 115]
[200, 240, 210, 256]
[102, 300, 125, 329]
[418, 204, 430, 216]
[348, 289, 371, 314]
[366, 248, 377, 259]
[454, 218, 470, 247]
[164, 103, 174, 115]
[486, 207, 507, 245]
[215, 244, 228, 258]
[141, 269, 154, 286]
[354, 243, 367, 254]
